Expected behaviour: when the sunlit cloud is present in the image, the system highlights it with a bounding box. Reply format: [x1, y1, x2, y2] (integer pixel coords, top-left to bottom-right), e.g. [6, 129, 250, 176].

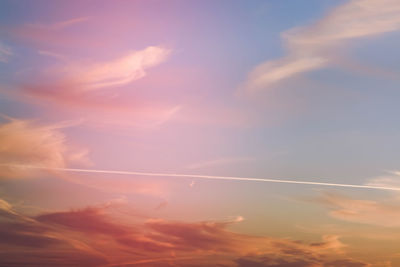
[366, 171, 400, 189]
[0, 199, 370, 266]
[19, 45, 175, 128]
[1, 1, 399, 265]
[0, 199, 108, 266]
[55, 46, 170, 91]
[315, 192, 400, 227]
[244, 0, 400, 92]
[26, 46, 170, 93]
[0, 117, 89, 178]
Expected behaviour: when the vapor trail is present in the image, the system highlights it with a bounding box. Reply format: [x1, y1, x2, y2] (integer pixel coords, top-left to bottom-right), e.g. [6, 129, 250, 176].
[4, 164, 400, 192]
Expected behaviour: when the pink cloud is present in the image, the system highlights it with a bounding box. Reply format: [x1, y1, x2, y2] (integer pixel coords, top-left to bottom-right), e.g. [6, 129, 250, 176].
[16, 45, 178, 128]
[0, 199, 371, 266]
[39, 46, 170, 91]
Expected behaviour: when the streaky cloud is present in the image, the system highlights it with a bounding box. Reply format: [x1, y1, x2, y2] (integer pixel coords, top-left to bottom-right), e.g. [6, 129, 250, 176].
[315, 192, 400, 227]
[244, 0, 400, 92]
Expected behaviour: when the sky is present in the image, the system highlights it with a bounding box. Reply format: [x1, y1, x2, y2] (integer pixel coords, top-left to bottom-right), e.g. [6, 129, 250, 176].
[1, 0, 400, 266]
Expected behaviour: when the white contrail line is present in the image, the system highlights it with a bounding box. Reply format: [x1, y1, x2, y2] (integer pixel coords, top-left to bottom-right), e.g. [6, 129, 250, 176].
[4, 164, 400, 192]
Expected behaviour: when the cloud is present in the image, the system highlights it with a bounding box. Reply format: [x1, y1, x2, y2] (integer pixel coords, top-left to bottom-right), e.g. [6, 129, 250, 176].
[17, 46, 177, 128]
[0, 199, 372, 266]
[0, 199, 107, 266]
[55, 46, 170, 91]
[2, 17, 176, 128]
[0, 198, 14, 214]
[36, 207, 130, 236]
[366, 171, 400, 189]
[0, 117, 89, 178]
[235, 257, 369, 267]
[315, 192, 400, 227]
[0, 117, 173, 195]
[26, 46, 170, 93]
[244, 0, 400, 92]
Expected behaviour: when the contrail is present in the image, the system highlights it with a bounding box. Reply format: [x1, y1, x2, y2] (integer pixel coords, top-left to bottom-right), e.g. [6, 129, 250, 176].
[4, 164, 400, 192]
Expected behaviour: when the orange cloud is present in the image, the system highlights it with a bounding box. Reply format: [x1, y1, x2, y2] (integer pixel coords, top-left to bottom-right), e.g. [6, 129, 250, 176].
[315, 192, 400, 227]
[0, 199, 371, 266]
[0, 116, 175, 196]
[366, 171, 400, 189]
[0, 117, 89, 178]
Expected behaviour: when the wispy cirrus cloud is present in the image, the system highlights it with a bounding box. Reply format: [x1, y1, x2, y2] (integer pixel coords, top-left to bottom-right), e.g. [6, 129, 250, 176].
[244, 0, 400, 92]
[315, 192, 400, 227]
[54, 46, 170, 91]
[0, 199, 370, 267]
[18, 46, 175, 128]
[26, 46, 170, 93]
[2, 15, 177, 128]
[5, 17, 170, 100]
[366, 170, 400, 189]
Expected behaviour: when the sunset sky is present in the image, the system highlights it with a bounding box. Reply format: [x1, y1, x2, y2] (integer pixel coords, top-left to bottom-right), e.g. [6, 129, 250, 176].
[1, 0, 400, 266]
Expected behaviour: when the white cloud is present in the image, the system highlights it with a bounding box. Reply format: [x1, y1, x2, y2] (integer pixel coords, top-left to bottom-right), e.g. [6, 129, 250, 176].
[366, 171, 400, 190]
[245, 0, 400, 92]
